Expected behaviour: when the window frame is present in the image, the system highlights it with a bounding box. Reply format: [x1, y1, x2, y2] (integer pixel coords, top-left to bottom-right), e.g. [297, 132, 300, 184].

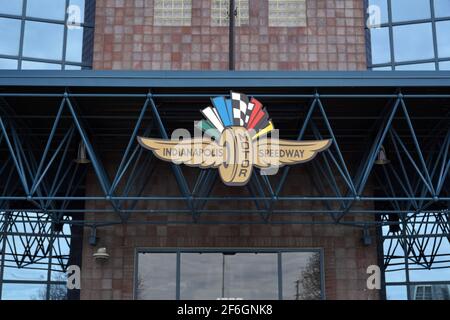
[134, 247, 325, 300]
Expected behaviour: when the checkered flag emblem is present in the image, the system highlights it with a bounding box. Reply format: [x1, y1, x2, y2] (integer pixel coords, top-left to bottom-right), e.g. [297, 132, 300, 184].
[232, 92, 253, 126]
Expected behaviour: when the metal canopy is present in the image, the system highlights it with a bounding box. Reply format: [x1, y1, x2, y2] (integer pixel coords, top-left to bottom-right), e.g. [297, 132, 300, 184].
[0, 71, 449, 280]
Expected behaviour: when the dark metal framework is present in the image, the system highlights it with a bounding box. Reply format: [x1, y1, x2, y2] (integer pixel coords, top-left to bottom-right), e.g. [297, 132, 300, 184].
[365, 0, 450, 70]
[0, 71, 449, 299]
[0, 0, 95, 70]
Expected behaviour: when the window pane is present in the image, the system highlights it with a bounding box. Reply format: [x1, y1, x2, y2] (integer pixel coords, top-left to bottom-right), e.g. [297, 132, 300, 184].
[368, 0, 388, 25]
[391, 0, 431, 22]
[386, 285, 408, 300]
[23, 21, 64, 60]
[66, 27, 84, 63]
[48, 284, 68, 300]
[1, 284, 47, 300]
[154, 0, 192, 26]
[0, 18, 21, 56]
[136, 253, 176, 300]
[370, 27, 391, 64]
[0, 0, 23, 15]
[69, 0, 85, 24]
[395, 62, 436, 70]
[65, 64, 82, 70]
[393, 23, 434, 62]
[436, 21, 450, 58]
[268, 0, 307, 27]
[26, 0, 66, 20]
[211, 0, 249, 27]
[440, 61, 450, 69]
[223, 253, 278, 300]
[282, 252, 321, 300]
[3, 266, 48, 281]
[434, 0, 450, 18]
[22, 61, 62, 70]
[180, 253, 223, 299]
[372, 66, 392, 70]
[0, 58, 18, 69]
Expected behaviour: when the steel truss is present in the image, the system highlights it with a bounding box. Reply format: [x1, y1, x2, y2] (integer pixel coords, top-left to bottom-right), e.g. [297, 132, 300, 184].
[0, 71, 449, 284]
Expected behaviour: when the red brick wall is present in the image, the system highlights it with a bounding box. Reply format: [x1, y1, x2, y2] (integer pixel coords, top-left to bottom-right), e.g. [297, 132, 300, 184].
[93, 0, 367, 70]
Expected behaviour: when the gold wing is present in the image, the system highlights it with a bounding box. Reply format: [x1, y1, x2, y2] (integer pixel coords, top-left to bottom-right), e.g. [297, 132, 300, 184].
[137, 136, 223, 168]
[254, 139, 332, 168]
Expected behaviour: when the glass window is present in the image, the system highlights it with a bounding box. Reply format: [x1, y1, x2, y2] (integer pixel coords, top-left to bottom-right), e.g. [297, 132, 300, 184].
[66, 27, 84, 63]
[372, 66, 393, 70]
[21, 60, 62, 70]
[434, 0, 450, 18]
[211, 0, 249, 27]
[0, 58, 18, 69]
[0, 18, 22, 56]
[393, 23, 434, 62]
[367, 0, 388, 25]
[153, 0, 192, 26]
[391, 0, 431, 22]
[224, 253, 278, 299]
[3, 267, 48, 281]
[1, 284, 47, 300]
[136, 253, 177, 300]
[440, 61, 450, 69]
[370, 27, 391, 64]
[395, 62, 436, 70]
[26, 0, 66, 21]
[282, 252, 321, 300]
[180, 253, 223, 299]
[23, 21, 64, 60]
[0, 0, 23, 15]
[65, 65, 82, 70]
[268, 0, 307, 27]
[436, 21, 450, 58]
[386, 285, 408, 300]
[69, 0, 86, 25]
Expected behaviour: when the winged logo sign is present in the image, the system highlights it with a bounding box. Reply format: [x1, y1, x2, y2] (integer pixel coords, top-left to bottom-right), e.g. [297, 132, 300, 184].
[138, 92, 331, 186]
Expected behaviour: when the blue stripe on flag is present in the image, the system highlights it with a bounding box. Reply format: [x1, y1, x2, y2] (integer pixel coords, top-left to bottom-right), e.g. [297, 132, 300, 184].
[211, 97, 232, 127]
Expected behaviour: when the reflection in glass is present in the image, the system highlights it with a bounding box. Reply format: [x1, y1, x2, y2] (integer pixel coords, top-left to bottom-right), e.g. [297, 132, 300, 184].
[393, 23, 434, 62]
[0, 18, 22, 56]
[395, 63, 436, 70]
[23, 21, 64, 60]
[3, 266, 48, 281]
[391, 0, 430, 22]
[65, 65, 82, 70]
[1, 284, 47, 300]
[69, 0, 86, 24]
[224, 253, 278, 300]
[26, 0, 66, 20]
[0, 0, 23, 15]
[66, 27, 84, 63]
[436, 21, 450, 58]
[282, 252, 321, 300]
[370, 27, 391, 64]
[386, 285, 408, 300]
[180, 253, 222, 299]
[136, 253, 176, 300]
[434, 0, 450, 18]
[48, 284, 68, 300]
[440, 61, 450, 70]
[368, 0, 388, 25]
[22, 61, 62, 70]
[0, 58, 18, 69]
[372, 66, 392, 70]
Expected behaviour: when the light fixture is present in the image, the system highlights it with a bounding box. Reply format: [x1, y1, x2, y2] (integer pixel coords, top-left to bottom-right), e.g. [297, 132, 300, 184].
[75, 141, 91, 164]
[362, 227, 372, 246]
[375, 145, 390, 165]
[93, 247, 110, 261]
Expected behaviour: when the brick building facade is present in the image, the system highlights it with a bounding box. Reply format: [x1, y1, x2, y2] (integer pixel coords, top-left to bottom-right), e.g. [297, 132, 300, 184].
[80, 0, 379, 300]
